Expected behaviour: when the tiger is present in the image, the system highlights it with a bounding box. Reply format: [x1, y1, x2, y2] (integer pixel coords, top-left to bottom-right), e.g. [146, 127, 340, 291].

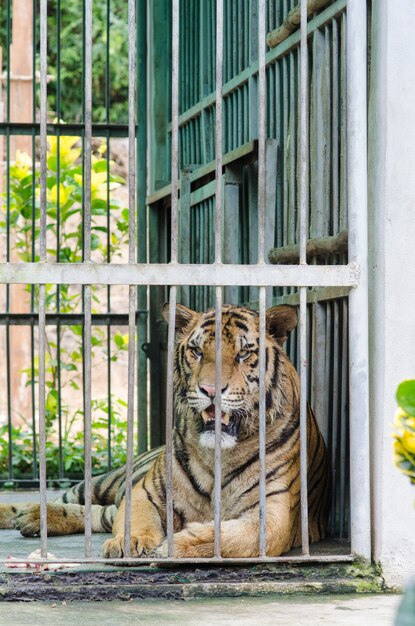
[0, 303, 329, 558]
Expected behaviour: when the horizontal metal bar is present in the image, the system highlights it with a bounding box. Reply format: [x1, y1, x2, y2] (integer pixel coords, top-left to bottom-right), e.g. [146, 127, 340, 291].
[0, 262, 360, 287]
[0, 122, 131, 138]
[146, 140, 257, 206]
[0, 312, 148, 325]
[0, 554, 354, 566]
[273, 287, 350, 306]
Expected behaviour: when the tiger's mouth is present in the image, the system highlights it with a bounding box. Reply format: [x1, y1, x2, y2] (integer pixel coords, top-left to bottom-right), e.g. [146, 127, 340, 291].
[201, 404, 229, 431]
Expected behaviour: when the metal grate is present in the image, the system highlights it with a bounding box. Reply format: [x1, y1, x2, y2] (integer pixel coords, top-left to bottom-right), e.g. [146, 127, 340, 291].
[0, 0, 370, 566]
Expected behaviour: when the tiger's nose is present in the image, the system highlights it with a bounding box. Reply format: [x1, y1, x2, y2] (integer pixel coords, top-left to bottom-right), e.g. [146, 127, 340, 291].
[199, 384, 229, 398]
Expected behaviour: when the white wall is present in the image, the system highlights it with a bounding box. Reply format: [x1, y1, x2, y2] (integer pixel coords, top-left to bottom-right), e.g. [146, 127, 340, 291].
[369, 0, 415, 589]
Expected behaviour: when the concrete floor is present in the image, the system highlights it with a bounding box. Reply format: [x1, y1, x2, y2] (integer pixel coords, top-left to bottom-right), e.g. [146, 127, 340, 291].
[0, 594, 402, 625]
[0, 490, 350, 567]
[1, 491, 403, 625]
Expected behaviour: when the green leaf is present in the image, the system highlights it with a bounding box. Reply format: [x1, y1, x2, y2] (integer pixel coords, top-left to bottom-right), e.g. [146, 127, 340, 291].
[114, 333, 124, 348]
[91, 233, 101, 250]
[397, 380, 415, 416]
[46, 390, 59, 415]
[62, 363, 78, 371]
[93, 159, 108, 173]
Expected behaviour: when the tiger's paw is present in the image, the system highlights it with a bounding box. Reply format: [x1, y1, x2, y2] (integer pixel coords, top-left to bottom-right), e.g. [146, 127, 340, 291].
[14, 504, 42, 537]
[0, 504, 20, 529]
[14, 503, 81, 537]
[156, 524, 215, 559]
[102, 535, 153, 559]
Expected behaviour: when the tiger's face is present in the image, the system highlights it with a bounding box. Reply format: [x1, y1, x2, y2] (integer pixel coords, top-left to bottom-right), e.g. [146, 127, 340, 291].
[163, 303, 299, 450]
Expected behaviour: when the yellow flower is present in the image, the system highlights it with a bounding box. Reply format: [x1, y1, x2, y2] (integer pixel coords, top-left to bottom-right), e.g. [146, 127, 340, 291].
[48, 135, 81, 168]
[11, 150, 33, 180]
[394, 407, 408, 428]
[47, 183, 75, 205]
[73, 170, 120, 200]
[402, 430, 415, 454]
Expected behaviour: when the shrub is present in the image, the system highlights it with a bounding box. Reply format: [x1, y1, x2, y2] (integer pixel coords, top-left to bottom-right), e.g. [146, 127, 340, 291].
[0, 133, 133, 481]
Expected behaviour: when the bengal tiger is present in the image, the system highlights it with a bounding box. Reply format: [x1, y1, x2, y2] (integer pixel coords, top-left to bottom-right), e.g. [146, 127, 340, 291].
[0, 303, 329, 558]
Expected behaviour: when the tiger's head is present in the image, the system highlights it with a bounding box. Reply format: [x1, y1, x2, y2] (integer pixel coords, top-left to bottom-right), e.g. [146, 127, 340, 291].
[162, 303, 299, 450]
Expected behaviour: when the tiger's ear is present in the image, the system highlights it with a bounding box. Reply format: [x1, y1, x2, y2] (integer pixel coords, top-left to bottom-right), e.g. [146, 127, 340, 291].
[266, 305, 298, 346]
[161, 303, 199, 332]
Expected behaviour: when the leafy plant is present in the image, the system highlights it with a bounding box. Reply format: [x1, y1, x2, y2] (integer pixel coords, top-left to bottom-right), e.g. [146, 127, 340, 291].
[0, 132, 133, 481]
[393, 380, 415, 486]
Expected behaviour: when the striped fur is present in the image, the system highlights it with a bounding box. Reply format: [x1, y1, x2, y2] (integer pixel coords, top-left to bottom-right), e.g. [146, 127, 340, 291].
[0, 304, 329, 558]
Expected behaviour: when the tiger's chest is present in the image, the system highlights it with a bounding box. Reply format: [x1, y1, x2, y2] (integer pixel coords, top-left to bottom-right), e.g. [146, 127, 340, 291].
[172, 450, 285, 524]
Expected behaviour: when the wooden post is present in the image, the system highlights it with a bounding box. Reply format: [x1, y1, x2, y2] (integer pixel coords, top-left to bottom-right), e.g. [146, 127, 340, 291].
[1, 1, 34, 430]
[10, 0, 34, 156]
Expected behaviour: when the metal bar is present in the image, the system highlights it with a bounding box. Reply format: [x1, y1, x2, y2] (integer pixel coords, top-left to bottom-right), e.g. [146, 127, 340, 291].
[38, 0, 48, 559]
[0, 262, 360, 287]
[136, 0, 148, 455]
[346, 0, 371, 561]
[170, 0, 180, 262]
[83, 0, 93, 559]
[339, 298, 348, 538]
[214, 286, 222, 557]
[213, 0, 224, 559]
[123, 0, 137, 558]
[165, 289, 177, 557]
[0, 554, 354, 565]
[215, 0, 223, 264]
[258, 0, 266, 264]
[299, 0, 310, 556]
[0, 122, 131, 137]
[163, 0, 180, 557]
[258, 287, 267, 555]
[0, 312, 148, 325]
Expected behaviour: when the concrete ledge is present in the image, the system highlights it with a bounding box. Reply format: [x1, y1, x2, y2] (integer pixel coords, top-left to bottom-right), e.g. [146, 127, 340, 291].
[0, 562, 386, 602]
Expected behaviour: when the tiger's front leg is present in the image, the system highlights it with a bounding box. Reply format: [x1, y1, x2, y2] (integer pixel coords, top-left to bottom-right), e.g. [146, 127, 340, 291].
[161, 494, 292, 558]
[102, 481, 164, 558]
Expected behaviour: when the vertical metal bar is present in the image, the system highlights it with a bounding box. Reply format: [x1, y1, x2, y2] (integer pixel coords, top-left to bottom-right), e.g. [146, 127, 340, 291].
[257, 0, 266, 265]
[136, 0, 148, 455]
[170, 0, 180, 263]
[213, 0, 224, 558]
[215, 0, 223, 265]
[56, 0, 63, 478]
[105, 0, 112, 470]
[214, 286, 222, 556]
[83, 0, 93, 559]
[30, 0, 38, 480]
[5, 0, 12, 484]
[165, 0, 180, 557]
[299, 0, 309, 556]
[339, 298, 348, 538]
[39, 0, 48, 558]
[258, 286, 267, 556]
[257, 0, 267, 557]
[124, 0, 137, 558]
[165, 288, 177, 557]
[347, 0, 371, 560]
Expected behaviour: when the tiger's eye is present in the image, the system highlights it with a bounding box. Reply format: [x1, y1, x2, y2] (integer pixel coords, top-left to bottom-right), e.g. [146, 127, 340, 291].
[236, 349, 250, 362]
[190, 347, 203, 359]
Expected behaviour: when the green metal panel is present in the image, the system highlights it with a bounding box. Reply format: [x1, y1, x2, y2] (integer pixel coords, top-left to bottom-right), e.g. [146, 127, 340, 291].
[146, 0, 350, 538]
